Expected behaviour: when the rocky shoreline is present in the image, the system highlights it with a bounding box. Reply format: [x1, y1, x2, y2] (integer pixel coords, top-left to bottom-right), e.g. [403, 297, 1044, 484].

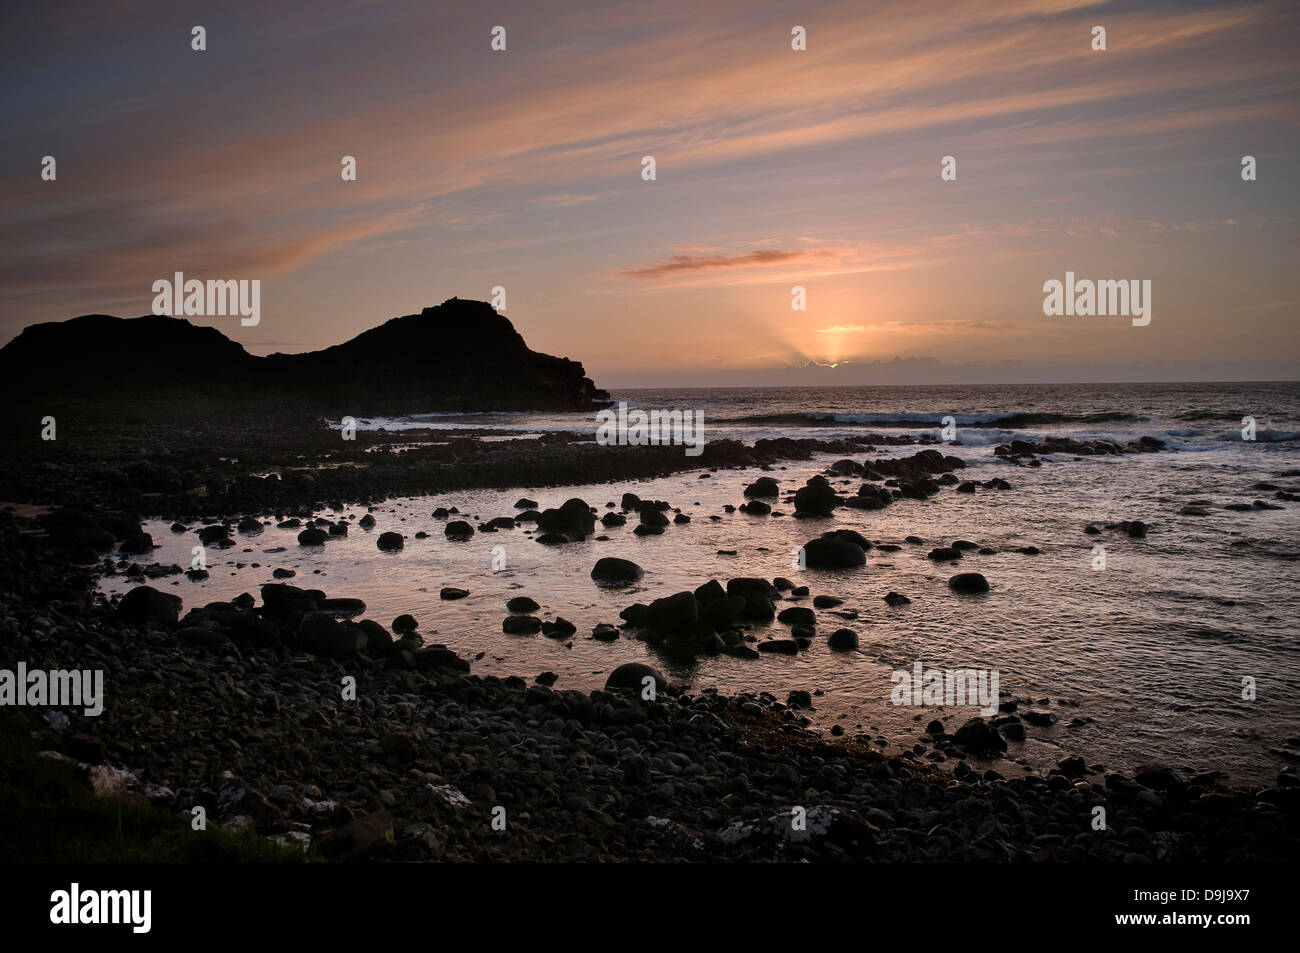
[2, 417, 1298, 862]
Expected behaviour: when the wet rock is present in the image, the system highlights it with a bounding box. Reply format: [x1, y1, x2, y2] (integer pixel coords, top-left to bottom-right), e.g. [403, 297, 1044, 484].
[793, 476, 841, 516]
[644, 591, 699, 636]
[844, 483, 893, 510]
[537, 498, 596, 538]
[542, 617, 577, 639]
[590, 557, 644, 584]
[725, 578, 778, 620]
[605, 662, 667, 692]
[413, 646, 470, 672]
[319, 596, 366, 617]
[948, 572, 990, 594]
[777, 606, 816, 626]
[827, 628, 859, 650]
[299, 615, 367, 659]
[801, 536, 867, 569]
[1123, 520, 1149, 538]
[954, 717, 1006, 754]
[115, 585, 182, 626]
[744, 476, 779, 497]
[444, 521, 474, 541]
[503, 615, 542, 635]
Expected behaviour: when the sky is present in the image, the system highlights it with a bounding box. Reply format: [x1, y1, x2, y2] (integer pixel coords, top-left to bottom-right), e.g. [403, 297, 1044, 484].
[1, 0, 1297, 386]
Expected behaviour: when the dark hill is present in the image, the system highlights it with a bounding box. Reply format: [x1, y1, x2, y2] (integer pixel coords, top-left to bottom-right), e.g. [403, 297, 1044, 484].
[0, 298, 609, 412]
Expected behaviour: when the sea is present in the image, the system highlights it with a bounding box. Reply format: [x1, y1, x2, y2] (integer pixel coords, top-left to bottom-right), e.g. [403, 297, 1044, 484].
[102, 382, 1300, 784]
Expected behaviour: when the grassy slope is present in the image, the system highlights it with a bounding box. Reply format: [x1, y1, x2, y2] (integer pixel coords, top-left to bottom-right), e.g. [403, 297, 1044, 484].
[0, 715, 310, 863]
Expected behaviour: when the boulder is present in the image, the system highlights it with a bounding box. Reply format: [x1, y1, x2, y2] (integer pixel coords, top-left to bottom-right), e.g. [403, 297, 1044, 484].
[793, 476, 840, 516]
[444, 521, 474, 540]
[954, 717, 1006, 754]
[605, 662, 667, 693]
[828, 628, 859, 650]
[536, 498, 596, 538]
[644, 591, 699, 636]
[590, 557, 644, 584]
[948, 572, 990, 594]
[503, 615, 543, 635]
[298, 527, 329, 546]
[801, 537, 867, 569]
[115, 586, 182, 626]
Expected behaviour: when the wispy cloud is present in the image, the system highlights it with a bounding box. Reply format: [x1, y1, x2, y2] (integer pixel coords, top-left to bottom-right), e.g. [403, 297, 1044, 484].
[621, 248, 826, 278]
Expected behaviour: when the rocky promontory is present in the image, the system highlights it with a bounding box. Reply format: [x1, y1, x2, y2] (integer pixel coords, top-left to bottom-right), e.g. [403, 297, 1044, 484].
[0, 298, 608, 413]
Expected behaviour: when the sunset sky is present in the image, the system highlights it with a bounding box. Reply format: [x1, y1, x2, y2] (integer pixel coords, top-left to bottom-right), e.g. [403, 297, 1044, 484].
[2, 0, 1297, 385]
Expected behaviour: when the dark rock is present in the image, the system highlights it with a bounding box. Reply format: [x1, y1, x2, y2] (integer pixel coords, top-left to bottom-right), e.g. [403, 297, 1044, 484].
[744, 476, 779, 497]
[948, 572, 990, 594]
[590, 557, 644, 584]
[444, 521, 474, 540]
[537, 498, 596, 538]
[644, 591, 699, 636]
[298, 527, 329, 546]
[793, 476, 841, 516]
[542, 617, 577, 639]
[801, 536, 867, 568]
[954, 717, 1006, 754]
[777, 606, 816, 626]
[115, 585, 182, 626]
[503, 615, 543, 635]
[605, 662, 667, 692]
[827, 628, 859, 650]
[414, 645, 470, 672]
[299, 615, 367, 659]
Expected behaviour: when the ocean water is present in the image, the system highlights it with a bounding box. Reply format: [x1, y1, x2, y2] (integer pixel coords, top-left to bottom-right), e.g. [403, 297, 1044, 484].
[103, 383, 1300, 784]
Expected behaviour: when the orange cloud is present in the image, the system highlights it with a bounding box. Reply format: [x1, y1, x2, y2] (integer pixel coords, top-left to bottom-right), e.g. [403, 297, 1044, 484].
[621, 249, 825, 278]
